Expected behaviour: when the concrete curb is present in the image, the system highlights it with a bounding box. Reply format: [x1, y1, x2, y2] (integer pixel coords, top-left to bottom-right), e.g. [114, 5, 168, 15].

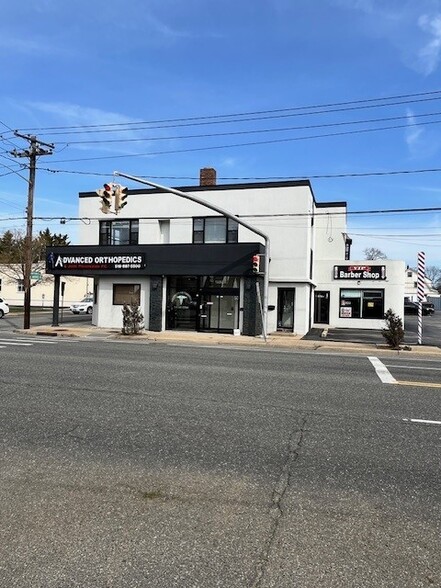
[16, 326, 441, 357]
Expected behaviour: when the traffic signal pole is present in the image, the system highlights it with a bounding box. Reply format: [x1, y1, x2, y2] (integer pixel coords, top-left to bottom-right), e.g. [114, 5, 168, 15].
[114, 171, 270, 340]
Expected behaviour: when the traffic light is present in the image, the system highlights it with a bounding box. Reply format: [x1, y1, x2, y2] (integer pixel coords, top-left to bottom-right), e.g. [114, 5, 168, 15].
[252, 254, 260, 274]
[97, 183, 114, 214]
[114, 184, 128, 213]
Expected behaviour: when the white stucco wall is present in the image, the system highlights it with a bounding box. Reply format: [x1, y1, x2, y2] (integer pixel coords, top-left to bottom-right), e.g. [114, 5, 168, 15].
[313, 205, 348, 261]
[79, 184, 318, 283]
[93, 276, 150, 329]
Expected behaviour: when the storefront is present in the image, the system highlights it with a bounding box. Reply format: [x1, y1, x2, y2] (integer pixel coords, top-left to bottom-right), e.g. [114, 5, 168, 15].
[313, 260, 405, 329]
[46, 172, 406, 336]
[46, 243, 265, 336]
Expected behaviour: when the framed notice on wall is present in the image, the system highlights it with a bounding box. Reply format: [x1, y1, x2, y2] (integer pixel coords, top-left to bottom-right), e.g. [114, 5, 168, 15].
[340, 307, 352, 318]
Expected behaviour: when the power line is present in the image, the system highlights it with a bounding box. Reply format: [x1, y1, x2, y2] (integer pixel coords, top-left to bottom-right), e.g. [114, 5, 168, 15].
[1, 206, 441, 223]
[46, 118, 441, 164]
[8, 89, 441, 136]
[56, 110, 441, 146]
[35, 165, 441, 181]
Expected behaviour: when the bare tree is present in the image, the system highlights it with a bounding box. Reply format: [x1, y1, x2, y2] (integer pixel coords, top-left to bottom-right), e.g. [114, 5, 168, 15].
[363, 247, 387, 260]
[0, 228, 70, 286]
[425, 265, 441, 288]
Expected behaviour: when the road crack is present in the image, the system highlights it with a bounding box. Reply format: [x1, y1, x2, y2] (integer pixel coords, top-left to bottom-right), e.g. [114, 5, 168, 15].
[250, 416, 307, 588]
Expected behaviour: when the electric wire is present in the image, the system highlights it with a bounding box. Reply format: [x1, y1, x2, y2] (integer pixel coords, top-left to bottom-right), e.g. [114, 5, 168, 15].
[32, 165, 441, 181]
[10, 89, 441, 136]
[46, 118, 441, 163]
[54, 110, 441, 146]
[1, 206, 441, 223]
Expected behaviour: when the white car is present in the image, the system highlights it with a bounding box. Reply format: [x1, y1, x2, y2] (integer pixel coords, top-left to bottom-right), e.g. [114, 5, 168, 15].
[69, 296, 93, 315]
[0, 298, 9, 318]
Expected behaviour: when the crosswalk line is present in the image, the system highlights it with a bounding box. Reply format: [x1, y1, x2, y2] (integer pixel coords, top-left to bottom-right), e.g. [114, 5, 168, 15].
[368, 356, 397, 384]
[7, 337, 58, 345]
[0, 340, 33, 346]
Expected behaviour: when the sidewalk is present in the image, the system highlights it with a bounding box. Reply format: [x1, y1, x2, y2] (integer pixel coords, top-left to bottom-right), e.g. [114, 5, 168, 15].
[20, 324, 441, 357]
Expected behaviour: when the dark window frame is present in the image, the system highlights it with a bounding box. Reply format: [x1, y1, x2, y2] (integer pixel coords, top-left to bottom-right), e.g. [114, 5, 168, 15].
[99, 219, 139, 246]
[192, 217, 238, 244]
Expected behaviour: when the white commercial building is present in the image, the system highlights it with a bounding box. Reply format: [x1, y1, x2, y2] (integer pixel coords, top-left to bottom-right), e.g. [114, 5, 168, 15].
[46, 169, 405, 336]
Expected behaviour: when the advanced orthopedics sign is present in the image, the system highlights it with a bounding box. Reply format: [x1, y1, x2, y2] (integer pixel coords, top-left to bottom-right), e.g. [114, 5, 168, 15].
[333, 265, 386, 280]
[47, 252, 146, 271]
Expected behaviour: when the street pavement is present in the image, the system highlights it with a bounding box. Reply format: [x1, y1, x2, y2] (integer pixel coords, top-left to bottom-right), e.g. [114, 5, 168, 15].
[2, 308, 439, 356]
[0, 338, 440, 587]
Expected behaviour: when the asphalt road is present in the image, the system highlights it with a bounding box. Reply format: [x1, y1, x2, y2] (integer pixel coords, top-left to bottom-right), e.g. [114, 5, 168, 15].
[0, 309, 92, 331]
[0, 337, 440, 587]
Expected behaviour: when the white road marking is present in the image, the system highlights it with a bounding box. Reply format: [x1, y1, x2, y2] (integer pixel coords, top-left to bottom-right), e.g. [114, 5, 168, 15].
[385, 364, 441, 371]
[368, 356, 397, 384]
[11, 337, 58, 344]
[0, 340, 32, 346]
[403, 418, 441, 425]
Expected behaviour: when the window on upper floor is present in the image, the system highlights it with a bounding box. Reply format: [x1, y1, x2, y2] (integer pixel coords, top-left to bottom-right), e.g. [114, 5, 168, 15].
[99, 220, 139, 246]
[193, 217, 238, 244]
[17, 279, 24, 292]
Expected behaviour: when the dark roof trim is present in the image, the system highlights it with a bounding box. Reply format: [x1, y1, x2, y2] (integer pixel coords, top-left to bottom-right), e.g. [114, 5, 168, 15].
[315, 201, 347, 208]
[80, 178, 315, 199]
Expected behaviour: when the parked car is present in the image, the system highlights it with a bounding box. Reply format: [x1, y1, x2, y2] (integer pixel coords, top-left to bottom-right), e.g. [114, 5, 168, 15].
[69, 296, 93, 315]
[0, 298, 9, 318]
[404, 301, 435, 316]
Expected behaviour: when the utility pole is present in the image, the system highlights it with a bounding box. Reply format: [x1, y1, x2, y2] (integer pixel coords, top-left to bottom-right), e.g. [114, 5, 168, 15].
[10, 133, 54, 329]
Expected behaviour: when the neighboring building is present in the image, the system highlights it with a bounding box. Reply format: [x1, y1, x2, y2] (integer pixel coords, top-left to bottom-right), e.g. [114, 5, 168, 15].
[0, 265, 91, 307]
[404, 266, 440, 302]
[45, 169, 405, 336]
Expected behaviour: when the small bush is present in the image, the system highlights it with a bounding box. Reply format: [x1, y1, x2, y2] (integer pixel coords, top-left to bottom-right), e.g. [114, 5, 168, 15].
[382, 308, 404, 349]
[122, 302, 144, 335]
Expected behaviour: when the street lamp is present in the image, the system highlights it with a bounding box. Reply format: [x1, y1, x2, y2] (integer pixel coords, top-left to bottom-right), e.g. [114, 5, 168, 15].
[113, 171, 270, 340]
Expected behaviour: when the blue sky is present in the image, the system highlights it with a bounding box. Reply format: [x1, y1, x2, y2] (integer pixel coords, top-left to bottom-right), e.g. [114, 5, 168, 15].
[1, 0, 441, 268]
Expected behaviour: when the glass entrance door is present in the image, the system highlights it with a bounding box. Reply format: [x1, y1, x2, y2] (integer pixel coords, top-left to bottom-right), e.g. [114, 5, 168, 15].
[314, 291, 330, 324]
[277, 288, 295, 331]
[199, 294, 239, 332]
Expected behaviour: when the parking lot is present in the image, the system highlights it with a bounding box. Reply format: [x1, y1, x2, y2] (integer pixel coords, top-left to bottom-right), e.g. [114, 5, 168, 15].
[320, 313, 440, 348]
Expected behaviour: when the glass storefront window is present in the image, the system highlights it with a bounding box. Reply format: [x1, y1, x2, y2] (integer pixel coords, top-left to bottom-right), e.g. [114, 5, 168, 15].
[340, 289, 384, 319]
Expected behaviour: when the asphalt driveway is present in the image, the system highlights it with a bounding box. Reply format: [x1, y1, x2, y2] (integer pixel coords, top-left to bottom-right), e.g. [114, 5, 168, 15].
[306, 313, 440, 347]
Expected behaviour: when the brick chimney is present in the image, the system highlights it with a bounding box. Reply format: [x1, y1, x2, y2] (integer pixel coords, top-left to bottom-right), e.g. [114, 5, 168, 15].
[200, 167, 217, 186]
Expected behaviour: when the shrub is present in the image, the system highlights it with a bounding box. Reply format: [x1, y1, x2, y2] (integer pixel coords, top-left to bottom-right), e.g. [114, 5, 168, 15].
[382, 308, 404, 349]
[122, 302, 144, 335]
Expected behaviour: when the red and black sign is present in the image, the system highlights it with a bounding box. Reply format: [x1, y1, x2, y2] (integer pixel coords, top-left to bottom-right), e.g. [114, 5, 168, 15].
[333, 265, 386, 280]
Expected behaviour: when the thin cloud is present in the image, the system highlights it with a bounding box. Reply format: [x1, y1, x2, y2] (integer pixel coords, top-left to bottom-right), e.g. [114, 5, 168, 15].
[405, 109, 424, 152]
[0, 34, 51, 55]
[418, 13, 441, 75]
[24, 101, 177, 156]
[328, 1, 441, 75]
[145, 14, 193, 39]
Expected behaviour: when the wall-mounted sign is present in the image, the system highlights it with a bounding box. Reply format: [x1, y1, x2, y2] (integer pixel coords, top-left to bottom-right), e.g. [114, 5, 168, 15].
[333, 265, 386, 280]
[47, 252, 146, 271]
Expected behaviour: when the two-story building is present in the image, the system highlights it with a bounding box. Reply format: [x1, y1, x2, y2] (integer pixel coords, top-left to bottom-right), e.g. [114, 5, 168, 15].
[46, 168, 405, 336]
